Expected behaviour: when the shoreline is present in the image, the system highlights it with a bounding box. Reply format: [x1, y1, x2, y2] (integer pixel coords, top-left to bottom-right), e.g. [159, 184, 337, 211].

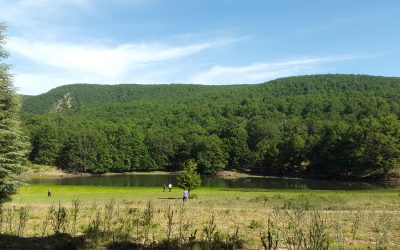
[21, 164, 400, 186]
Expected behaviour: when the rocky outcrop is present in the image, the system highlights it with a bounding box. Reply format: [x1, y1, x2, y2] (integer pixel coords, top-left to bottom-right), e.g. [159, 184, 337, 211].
[49, 92, 73, 113]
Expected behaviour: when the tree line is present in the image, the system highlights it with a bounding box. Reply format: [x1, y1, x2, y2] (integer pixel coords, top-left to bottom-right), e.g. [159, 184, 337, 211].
[22, 74, 400, 179]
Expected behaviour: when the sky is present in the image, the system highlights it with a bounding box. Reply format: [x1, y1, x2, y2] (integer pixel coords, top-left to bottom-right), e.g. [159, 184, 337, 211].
[1, 0, 400, 95]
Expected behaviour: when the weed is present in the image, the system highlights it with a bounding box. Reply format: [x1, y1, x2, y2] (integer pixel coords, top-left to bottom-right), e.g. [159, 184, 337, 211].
[41, 205, 53, 237]
[165, 205, 174, 244]
[307, 210, 330, 250]
[333, 213, 345, 250]
[202, 212, 221, 249]
[69, 199, 80, 236]
[113, 204, 136, 242]
[103, 199, 115, 234]
[86, 210, 102, 246]
[349, 210, 362, 249]
[143, 200, 154, 242]
[371, 213, 391, 250]
[260, 218, 279, 250]
[17, 206, 29, 237]
[49, 202, 68, 234]
[5, 207, 14, 235]
[177, 205, 193, 245]
[225, 226, 244, 249]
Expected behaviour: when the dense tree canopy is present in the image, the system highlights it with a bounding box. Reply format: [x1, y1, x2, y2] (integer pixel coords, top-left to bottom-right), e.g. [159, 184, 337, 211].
[0, 24, 27, 204]
[20, 74, 400, 179]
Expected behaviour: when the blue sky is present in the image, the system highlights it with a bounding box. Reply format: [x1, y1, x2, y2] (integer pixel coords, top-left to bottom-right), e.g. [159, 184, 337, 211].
[2, 0, 400, 95]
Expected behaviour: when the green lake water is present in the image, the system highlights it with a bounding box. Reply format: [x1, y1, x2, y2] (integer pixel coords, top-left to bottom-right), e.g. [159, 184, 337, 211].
[28, 174, 396, 190]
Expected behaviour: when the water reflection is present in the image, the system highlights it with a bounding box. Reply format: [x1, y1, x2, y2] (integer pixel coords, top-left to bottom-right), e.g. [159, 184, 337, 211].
[27, 174, 393, 190]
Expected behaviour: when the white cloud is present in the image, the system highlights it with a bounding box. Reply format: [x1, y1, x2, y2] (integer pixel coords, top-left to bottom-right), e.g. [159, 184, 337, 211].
[11, 48, 366, 95]
[13, 73, 76, 96]
[8, 37, 240, 94]
[190, 55, 363, 84]
[8, 37, 220, 78]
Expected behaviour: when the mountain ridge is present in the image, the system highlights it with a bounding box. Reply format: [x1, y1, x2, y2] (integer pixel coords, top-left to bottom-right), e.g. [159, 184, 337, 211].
[20, 74, 400, 114]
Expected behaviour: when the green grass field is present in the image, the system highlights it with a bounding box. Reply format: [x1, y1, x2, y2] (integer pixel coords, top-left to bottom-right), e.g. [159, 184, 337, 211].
[10, 184, 400, 210]
[3, 184, 399, 249]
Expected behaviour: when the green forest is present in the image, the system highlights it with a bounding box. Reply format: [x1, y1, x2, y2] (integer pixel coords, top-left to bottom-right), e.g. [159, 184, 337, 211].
[21, 74, 400, 179]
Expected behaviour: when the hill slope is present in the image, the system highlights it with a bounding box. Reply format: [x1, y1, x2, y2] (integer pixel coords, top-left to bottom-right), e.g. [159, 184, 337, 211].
[22, 74, 400, 114]
[20, 74, 400, 179]
[21, 83, 250, 114]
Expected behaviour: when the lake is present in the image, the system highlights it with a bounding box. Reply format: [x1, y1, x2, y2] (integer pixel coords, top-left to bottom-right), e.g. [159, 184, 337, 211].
[27, 174, 395, 190]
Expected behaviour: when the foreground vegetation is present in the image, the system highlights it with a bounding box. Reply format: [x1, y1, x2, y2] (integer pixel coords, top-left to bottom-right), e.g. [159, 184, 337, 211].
[1, 185, 399, 249]
[0, 23, 28, 204]
[22, 74, 400, 179]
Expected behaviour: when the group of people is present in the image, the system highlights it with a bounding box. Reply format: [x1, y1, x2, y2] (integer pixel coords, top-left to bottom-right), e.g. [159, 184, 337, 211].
[163, 183, 173, 192]
[163, 184, 189, 202]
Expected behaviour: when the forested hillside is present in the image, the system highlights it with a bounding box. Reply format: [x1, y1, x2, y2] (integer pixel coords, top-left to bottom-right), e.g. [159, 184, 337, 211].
[21, 74, 400, 179]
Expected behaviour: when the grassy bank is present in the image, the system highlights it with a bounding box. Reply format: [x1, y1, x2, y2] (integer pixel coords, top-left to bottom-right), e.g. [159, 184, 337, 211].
[2, 184, 399, 249]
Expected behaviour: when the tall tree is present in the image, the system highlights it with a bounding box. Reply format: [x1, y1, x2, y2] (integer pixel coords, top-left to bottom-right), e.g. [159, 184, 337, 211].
[192, 134, 228, 174]
[0, 23, 27, 204]
[354, 115, 400, 178]
[58, 131, 111, 173]
[29, 124, 63, 165]
[220, 124, 250, 170]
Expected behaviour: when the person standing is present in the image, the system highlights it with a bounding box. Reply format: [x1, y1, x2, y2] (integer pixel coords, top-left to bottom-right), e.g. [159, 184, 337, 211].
[47, 188, 52, 197]
[163, 184, 166, 192]
[168, 183, 172, 192]
[183, 190, 189, 202]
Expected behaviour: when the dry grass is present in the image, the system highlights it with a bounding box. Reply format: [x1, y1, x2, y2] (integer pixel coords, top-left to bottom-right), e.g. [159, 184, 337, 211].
[2, 185, 400, 249]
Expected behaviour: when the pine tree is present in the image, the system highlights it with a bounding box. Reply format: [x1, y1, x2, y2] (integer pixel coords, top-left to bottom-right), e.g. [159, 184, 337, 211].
[0, 23, 28, 204]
